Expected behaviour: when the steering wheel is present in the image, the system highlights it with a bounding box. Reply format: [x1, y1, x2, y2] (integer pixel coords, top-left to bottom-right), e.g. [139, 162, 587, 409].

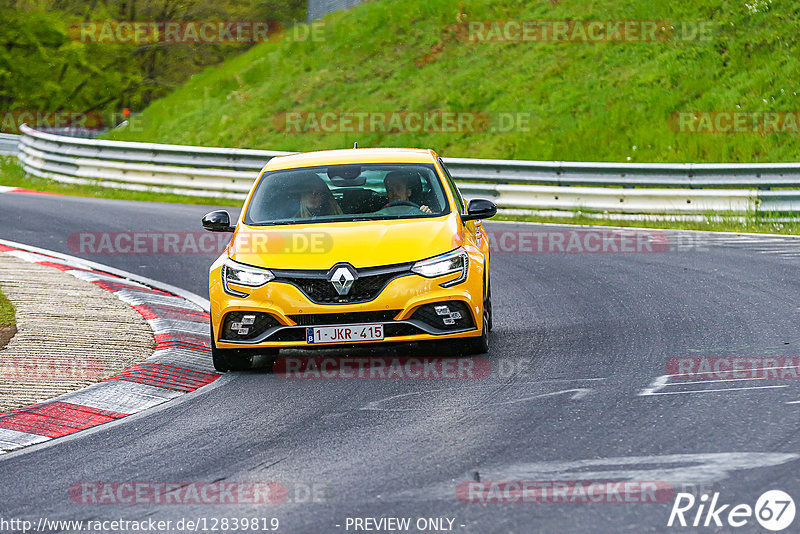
[387, 200, 419, 208]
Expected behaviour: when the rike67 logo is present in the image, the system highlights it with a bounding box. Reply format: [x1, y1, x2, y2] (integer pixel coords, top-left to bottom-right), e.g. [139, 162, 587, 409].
[668, 490, 795, 531]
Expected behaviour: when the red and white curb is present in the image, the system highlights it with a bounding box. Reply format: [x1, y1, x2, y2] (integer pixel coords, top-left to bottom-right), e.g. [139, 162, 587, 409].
[0, 239, 218, 454]
[0, 186, 60, 195]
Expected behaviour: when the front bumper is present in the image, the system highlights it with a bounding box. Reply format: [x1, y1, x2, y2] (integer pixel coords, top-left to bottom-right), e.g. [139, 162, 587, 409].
[210, 262, 485, 349]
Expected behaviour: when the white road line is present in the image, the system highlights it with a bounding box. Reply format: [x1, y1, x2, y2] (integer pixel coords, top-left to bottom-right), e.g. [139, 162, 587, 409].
[493, 388, 592, 405]
[666, 364, 800, 381]
[740, 238, 796, 243]
[700, 238, 756, 243]
[644, 385, 787, 395]
[667, 377, 777, 385]
[638, 375, 669, 396]
[360, 380, 599, 412]
[541, 377, 607, 382]
[467, 452, 800, 486]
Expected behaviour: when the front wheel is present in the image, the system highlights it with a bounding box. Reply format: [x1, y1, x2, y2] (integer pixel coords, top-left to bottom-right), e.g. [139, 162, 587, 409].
[211, 334, 253, 372]
[444, 280, 491, 356]
[210, 320, 277, 372]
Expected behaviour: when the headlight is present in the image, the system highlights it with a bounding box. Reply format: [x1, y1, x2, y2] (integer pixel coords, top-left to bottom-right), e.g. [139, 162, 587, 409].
[411, 247, 469, 287]
[222, 258, 274, 297]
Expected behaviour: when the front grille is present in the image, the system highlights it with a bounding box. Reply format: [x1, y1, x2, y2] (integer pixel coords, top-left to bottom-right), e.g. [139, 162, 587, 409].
[384, 323, 424, 337]
[284, 273, 400, 304]
[410, 301, 474, 331]
[270, 329, 307, 342]
[222, 311, 279, 340]
[272, 263, 412, 304]
[288, 310, 401, 326]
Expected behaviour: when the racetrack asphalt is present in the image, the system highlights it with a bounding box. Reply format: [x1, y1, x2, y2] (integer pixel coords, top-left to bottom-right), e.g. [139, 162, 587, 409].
[1, 192, 800, 532]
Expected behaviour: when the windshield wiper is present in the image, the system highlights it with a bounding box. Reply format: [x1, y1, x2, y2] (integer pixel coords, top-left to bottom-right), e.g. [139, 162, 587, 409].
[251, 221, 296, 226]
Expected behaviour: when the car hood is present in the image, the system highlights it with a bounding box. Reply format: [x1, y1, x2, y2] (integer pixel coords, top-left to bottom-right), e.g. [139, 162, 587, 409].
[229, 214, 462, 270]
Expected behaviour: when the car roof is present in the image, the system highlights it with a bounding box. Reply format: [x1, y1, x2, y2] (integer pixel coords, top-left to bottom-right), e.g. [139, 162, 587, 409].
[264, 148, 439, 172]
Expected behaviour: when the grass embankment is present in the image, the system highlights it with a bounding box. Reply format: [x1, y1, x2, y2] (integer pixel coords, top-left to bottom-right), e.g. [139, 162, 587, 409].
[8, 0, 800, 232]
[107, 0, 800, 163]
[0, 283, 16, 350]
[0, 285, 14, 327]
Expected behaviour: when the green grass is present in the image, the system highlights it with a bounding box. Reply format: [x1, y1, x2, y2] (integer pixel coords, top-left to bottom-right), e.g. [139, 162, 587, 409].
[107, 0, 800, 164]
[51, 0, 800, 234]
[0, 158, 241, 207]
[0, 285, 14, 327]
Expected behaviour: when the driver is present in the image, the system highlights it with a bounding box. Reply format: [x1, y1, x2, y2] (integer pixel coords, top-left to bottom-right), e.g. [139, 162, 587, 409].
[293, 172, 343, 218]
[384, 171, 432, 213]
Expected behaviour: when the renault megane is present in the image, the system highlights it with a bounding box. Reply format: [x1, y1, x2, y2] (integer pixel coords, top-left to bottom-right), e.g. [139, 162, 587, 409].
[203, 148, 497, 371]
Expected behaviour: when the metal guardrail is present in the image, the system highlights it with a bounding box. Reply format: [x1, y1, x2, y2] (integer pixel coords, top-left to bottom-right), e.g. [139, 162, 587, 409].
[14, 124, 800, 214]
[0, 134, 19, 156]
[443, 157, 800, 188]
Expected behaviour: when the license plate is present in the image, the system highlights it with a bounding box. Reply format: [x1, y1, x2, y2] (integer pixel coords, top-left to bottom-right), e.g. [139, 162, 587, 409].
[306, 324, 384, 344]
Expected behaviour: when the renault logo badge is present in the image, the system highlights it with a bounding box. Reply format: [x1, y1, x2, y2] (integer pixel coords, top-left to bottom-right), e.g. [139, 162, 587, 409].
[328, 264, 357, 296]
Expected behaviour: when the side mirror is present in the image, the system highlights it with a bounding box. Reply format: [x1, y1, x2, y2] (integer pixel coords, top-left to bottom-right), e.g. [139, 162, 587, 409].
[463, 199, 497, 221]
[202, 210, 235, 232]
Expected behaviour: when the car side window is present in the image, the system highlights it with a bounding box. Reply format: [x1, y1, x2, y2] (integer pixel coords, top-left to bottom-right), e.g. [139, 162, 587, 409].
[438, 158, 466, 215]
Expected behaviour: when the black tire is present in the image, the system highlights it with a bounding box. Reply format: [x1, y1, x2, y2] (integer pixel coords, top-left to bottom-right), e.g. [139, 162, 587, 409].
[446, 276, 491, 356]
[211, 333, 253, 372]
[485, 277, 493, 332]
[210, 319, 278, 372]
[462, 306, 490, 355]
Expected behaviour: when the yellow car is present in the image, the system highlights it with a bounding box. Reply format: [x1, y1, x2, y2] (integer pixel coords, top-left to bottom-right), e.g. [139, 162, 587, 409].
[202, 147, 497, 371]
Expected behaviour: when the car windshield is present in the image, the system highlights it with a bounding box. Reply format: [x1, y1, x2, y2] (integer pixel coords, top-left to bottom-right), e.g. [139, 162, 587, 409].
[244, 163, 450, 226]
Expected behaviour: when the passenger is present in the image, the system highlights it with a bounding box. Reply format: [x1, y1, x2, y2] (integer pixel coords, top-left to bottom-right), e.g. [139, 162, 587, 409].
[293, 173, 343, 218]
[384, 171, 432, 213]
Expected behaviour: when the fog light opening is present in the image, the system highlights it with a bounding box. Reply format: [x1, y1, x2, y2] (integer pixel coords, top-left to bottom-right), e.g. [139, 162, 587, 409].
[222, 311, 279, 341]
[410, 301, 475, 332]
